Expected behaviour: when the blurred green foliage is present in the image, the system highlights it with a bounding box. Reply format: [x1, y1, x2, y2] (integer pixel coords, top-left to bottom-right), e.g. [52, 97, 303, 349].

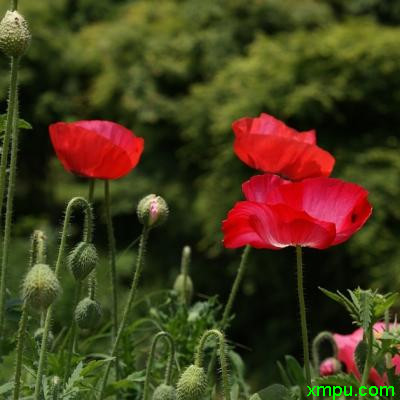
[1, 0, 400, 390]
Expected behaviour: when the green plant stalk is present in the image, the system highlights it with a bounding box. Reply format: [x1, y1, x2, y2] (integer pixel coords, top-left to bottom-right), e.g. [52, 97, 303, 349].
[33, 197, 93, 400]
[63, 281, 82, 382]
[296, 245, 311, 387]
[195, 329, 231, 400]
[99, 227, 150, 399]
[142, 331, 175, 400]
[360, 325, 374, 386]
[12, 299, 28, 400]
[208, 245, 251, 379]
[104, 180, 120, 379]
[311, 331, 338, 372]
[13, 230, 47, 399]
[180, 246, 190, 306]
[11, 0, 18, 10]
[0, 57, 20, 334]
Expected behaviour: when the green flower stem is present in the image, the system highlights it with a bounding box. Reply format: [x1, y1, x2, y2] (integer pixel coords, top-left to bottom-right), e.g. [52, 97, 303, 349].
[195, 329, 231, 400]
[99, 227, 150, 399]
[142, 331, 175, 400]
[0, 57, 20, 335]
[33, 197, 93, 400]
[63, 281, 82, 382]
[221, 245, 251, 329]
[104, 180, 120, 379]
[12, 299, 28, 400]
[311, 331, 338, 372]
[361, 325, 374, 387]
[296, 245, 311, 387]
[11, 0, 18, 10]
[87, 180, 97, 300]
[208, 246, 251, 379]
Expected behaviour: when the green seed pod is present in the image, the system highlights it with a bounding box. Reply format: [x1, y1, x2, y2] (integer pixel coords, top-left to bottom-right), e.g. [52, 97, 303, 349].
[68, 241, 98, 281]
[137, 194, 169, 229]
[173, 274, 194, 303]
[152, 384, 177, 400]
[74, 297, 102, 329]
[0, 11, 31, 57]
[22, 263, 60, 310]
[34, 327, 54, 348]
[176, 364, 207, 400]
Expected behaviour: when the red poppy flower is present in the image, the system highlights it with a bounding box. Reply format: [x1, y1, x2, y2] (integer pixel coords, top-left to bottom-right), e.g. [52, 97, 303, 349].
[49, 120, 144, 180]
[222, 173, 372, 249]
[232, 113, 335, 180]
[333, 323, 400, 386]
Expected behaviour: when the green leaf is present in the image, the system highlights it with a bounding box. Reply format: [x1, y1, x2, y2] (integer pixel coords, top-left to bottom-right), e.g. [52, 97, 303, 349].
[277, 360, 291, 387]
[284, 355, 306, 388]
[0, 114, 33, 133]
[0, 381, 14, 395]
[80, 357, 114, 377]
[374, 293, 398, 318]
[360, 290, 373, 331]
[63, 361, 84, 395]
[355, 340, 368, 375]
[319, 287, 359, 321]
[314, 373, 360, 388]
[253, 384, 291, 400]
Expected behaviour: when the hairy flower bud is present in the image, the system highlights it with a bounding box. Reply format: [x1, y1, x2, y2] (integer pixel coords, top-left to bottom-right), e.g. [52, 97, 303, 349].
[249, 395, 261, 400]
[68, 241, 98, 281]
[137, 194, 169, 229]
[74, 297, 102, 329]
[22, 263, 60, 309]
[34, 327, 54, 348]
[176, 365, 207, 400]
[0, 11, 31, 57]
[319, 357, 341, 376]
[173, 274, 194, 303]
[152, 384, 177, 400]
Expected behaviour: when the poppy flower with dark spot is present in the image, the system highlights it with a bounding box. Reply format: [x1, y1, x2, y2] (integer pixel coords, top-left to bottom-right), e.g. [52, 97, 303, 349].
[222, 173, 372, 250]
[232, 113, 335, 180]
[49, 120, 144, 180]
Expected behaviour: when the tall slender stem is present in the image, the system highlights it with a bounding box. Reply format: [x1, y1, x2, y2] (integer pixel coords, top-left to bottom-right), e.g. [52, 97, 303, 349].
[296, 245, 311, 387]
[361, 325, 374, 386]
[221, 245, 251, 329]
[34, 197, 93, 400]
[12, 299, 28, 400]
[0, 57, 20, 334]
[104, 180, 120, 379]
[63, 282, 82, 382]
[99, 227, 150, 399]
[11, 0, 18, 11]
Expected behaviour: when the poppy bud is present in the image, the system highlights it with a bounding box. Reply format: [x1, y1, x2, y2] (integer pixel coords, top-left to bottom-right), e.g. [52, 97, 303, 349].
[152, 384, 177, 400]
[34, 327, 54, 348]
[0, 11, 31, 58]
[51, 376, 61, 399]
[249, 395, 261, 400]
[68, 241, 98, 281]
[173, 274, 194, 303]
[137, 194, 169, 229]
[74, 297, 102, 329]
[176, 364, 207, 400]
[22, 263, 60, 310]
[319, 357, 341, 376]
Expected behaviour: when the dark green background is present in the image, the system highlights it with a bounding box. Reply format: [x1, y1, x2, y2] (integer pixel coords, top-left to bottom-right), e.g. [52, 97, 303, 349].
[1, 0, 400, 390]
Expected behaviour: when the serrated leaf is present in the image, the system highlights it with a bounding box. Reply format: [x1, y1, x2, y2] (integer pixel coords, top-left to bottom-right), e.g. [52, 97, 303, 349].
[355, 340, 368, 374]
[63, 361, 84, 395]
[255, 384, 291, 400]
[360, 290, 373, 331]
[314, 373, 360, 388]
[80, 357, 114, 377]
[375, 293, 398, 318]
[319, 288, 358, 321]
[284, 355, 306, 388]
[0, 381, 14, 395]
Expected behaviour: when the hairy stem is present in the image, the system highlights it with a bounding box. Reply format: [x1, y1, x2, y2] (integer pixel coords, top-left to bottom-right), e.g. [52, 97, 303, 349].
[0, 57, 20, 334]
[33, 197, 93, 399]
[296, 245, 311, 387]
[99, 227, 150, 399]
[195, 329, 231, 400]
[12, 299, 28, 400]
[312, 331, 338, 372]
[142, 331, 175, 400]
[63, 282, 82, 382]
[361, 325, 374, 386]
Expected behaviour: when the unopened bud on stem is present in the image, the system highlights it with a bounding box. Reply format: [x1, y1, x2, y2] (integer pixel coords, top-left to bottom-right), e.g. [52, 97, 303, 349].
[137, 194, 168, 229]
[0, 11, 31, 58]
